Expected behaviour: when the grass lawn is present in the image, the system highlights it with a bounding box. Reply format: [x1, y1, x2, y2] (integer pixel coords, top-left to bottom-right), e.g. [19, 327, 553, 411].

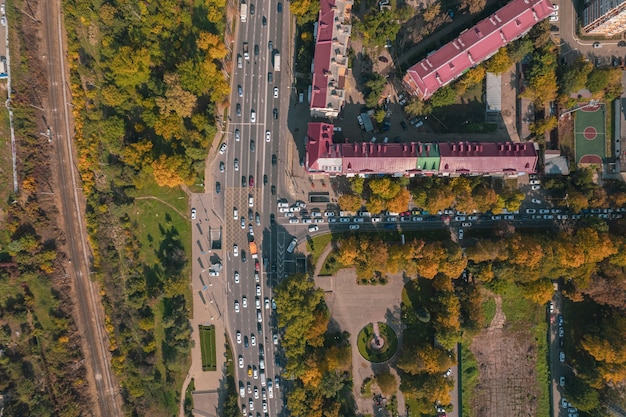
[461, 339, 479, 417]
[482, 296, 496, 328]
[199, 325, 217, 371]
[307, 233, 335, 266]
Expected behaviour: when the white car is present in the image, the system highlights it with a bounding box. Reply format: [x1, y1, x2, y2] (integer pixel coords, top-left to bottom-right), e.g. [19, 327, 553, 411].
[249, 195, 254, 207]
[235, 128, 240, 141]
[251, 334, 256, 346]
[256, 285, 261, 296]
[263, 401, 267, 413]
[219, 142, 227, 154]
[233, 207, 238, 220]
[266, 130, 271, 142]
[234, 300, 240, 312]
[289, 218, 299, 223]
[308, 225, 319, 232]
[242, 296, 247, 308]
[239, 384, 245, 398]
[273, 333, 278, 345]
[349, 224, 360, 230]
[233, 244, 239, 257]
[264, 297, 270, 309]
[549, 12, 558, 21]
[234, 158, 239, 171]
[274, 87, 279, 98]
[249, 224, 254, 236]
[458, 229, 464, 240]
[238, 355, 244, 368]
[234, 271, 240, 283]
[236, 331, 242, 344]
[531, 198, 542, 204]
[254, 387, 259, 399]
[240, 218, 245, 228]
[324, 211, 336, 217]
[250, 110, 256, 123]
[191, 208, 197, 219]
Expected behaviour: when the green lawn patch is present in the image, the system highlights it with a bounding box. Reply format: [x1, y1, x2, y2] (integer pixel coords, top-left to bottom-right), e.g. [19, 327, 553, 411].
[307, 233, 334, 266]
[534, 322, 550, 417]
[482, 296, 496, 328]
[461, 340, 479, 417]
[199, 325, 217, 371]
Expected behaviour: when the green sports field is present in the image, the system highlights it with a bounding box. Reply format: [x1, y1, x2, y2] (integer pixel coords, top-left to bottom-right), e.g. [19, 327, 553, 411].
[199, 325, 217, 371]
[574, 104, 606, 166]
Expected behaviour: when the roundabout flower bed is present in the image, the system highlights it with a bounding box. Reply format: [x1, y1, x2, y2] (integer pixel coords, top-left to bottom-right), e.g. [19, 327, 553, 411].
[357, 322, 398, 363]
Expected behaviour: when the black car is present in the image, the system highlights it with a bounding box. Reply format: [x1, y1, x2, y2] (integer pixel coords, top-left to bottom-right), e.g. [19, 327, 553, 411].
[268, 41, 273, 51]
[270, 214, 275, 224]
[272, 154, 277, 166]
[241, 250, 247, 263]
[248, 209, 253, 221]
[271, 185, 276, 195]
[400, 121, 408, 130]
[263, 174, 268, 185]
[619, 41, 626, 47]
[273, 108, 278, 119]
[244, 336, 249, 348]
[277, 2, 282, 12]
[299, 156, 305, 167]
[242, 176, 247, 187]
[254, 44, 259, 56]
[250, 140, 255, 152]
[236, 103, 241, 116]
[262, 16, 267, 26]
[250, 3, 255, 14]
[216, 182, 221, 193]
[268, 72, 273, 83]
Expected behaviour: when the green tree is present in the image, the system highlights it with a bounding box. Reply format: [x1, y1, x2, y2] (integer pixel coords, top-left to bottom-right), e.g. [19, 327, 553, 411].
[350, 176, 365, 195]
[375, 371, 397, 396]
[483, 48, 511, 74]
[338, 194, 362, 212]
[559, 59, 593, 94]
[529, 116, 558, 137]
[404, 98, 431, 116]
[428, 85, 456, 108]
[587, 68, 611, 93]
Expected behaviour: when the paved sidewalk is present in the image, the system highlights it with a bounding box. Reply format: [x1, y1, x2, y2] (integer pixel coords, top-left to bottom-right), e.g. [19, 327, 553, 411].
[314, 264, 407, 415]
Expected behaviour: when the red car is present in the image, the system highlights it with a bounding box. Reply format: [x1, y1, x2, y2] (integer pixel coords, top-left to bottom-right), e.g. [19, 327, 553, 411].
[255, 259, 260, 272]
[249, 175, 254, 188]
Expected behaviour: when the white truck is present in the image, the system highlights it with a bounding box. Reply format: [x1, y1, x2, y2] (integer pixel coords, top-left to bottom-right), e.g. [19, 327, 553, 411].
[273, 52, 280, 71]
[240, 2, 247, 22]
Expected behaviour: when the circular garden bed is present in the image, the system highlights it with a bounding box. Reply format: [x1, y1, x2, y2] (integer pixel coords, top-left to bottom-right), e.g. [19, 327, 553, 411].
[357, 322, 398, 363]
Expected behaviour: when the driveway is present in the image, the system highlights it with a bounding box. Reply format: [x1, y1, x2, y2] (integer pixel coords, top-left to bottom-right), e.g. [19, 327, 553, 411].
[314, 267, 407, 415]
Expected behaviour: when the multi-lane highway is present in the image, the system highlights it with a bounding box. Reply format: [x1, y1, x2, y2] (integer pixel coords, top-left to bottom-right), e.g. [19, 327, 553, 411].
[216, 0, 292, 414]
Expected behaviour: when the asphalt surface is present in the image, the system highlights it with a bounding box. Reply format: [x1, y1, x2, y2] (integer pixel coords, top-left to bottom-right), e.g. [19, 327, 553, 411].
[214, 1, 293, 414]
[555, 0, 626, 63]
[43, 0, 122, 416]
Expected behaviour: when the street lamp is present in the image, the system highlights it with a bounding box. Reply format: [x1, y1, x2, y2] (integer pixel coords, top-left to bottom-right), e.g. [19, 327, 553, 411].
[560, 99, 599, 119]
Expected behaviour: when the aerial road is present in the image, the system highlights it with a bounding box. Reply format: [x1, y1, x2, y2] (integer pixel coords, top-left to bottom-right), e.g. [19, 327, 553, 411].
[42, 0, 122, 415]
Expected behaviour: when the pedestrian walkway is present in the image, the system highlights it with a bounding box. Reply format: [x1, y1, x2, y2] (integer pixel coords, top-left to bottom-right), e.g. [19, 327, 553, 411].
[312, 247, 406, 415]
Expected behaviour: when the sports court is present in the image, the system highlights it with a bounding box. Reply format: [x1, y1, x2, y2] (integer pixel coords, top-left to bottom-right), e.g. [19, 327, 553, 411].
[574, 103, 606, 166]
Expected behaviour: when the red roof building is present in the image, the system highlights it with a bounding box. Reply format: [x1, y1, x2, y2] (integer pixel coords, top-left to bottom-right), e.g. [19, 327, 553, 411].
[310, 0, 353, 119]
[403, 0, 554, 100]
[305, 122, 538, 176]
[438, 141, 537, 175]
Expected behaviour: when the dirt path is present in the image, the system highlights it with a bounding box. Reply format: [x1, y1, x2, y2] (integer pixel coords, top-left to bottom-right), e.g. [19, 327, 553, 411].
[135, 195, 186, 219]
[469, 292, 542, 417]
